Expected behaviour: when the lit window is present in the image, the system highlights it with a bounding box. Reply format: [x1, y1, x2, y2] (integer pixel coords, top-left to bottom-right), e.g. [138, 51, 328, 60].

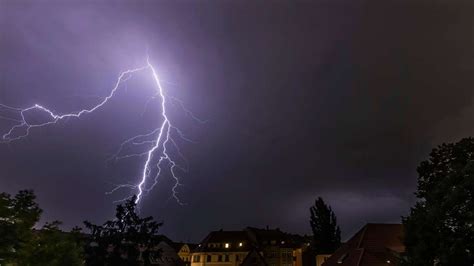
[239, 242, 243, 247]
[225, 243, 230, 248]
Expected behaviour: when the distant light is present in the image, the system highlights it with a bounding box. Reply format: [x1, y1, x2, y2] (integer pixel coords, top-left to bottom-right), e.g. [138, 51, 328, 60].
[386, 260, 391, 264]
[225, 243, 229, 248]
[239, 242, 243, 247]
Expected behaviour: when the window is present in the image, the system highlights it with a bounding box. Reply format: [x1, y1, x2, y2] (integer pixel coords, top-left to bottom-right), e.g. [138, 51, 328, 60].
[225, 254, 230, 262]
[207, 255, 212, 262]
[193, 255, 201, 262]
[225, 243, 230, 248]
[239, 242, 243, 247]
[236, 255, 240, 261]
[218, 255, 223, 262]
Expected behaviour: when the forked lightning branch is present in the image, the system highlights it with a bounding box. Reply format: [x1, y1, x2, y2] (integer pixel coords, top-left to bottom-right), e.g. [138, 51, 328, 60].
[0, 56, 198, 205]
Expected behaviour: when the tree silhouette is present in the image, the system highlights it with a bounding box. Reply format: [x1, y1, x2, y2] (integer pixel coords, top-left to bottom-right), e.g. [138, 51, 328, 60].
[403, 138, 474, 265]
[84, 195, 163, 266]
[0, 190, 42, 263]
[0, 190, 82, 265]
[309, 197, 341, 255]
[19, 221, 84, 266]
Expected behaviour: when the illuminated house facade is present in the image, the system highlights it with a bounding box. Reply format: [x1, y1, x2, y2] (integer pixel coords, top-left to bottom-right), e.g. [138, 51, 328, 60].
[189, 228, 309, 266]
[191, 231, 252, 266]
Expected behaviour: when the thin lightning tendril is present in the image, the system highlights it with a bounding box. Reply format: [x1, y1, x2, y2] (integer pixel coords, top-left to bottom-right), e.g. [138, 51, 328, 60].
[0, 56, 195, 205]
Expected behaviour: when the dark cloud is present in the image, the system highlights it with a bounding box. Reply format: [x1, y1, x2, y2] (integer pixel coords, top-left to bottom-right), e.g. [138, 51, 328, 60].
[1, 0, 473, 242]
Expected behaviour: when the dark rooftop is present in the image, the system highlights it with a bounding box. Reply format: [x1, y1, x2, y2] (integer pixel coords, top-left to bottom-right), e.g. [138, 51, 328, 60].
[322, 223, 404, 266]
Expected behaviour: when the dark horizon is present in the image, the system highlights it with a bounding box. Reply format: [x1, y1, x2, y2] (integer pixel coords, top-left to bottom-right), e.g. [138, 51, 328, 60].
[1, 0, 474, 243]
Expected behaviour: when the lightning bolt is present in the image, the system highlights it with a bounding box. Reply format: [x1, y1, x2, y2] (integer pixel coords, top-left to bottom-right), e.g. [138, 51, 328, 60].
[0, 56, 197, 204]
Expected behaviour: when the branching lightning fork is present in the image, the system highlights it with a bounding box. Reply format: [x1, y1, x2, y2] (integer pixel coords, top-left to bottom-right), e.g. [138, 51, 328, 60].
[0, 56, 197, 204]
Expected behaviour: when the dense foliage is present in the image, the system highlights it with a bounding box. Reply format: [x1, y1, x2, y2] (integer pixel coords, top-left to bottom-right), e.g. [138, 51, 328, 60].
[0, 190, 83, 265]
[309, 197, 341, 254]
[0, 190, 42, 263]
[19, 222, 84, 266]
[403, 138, 474, 265]
[84, 196, 162, 266]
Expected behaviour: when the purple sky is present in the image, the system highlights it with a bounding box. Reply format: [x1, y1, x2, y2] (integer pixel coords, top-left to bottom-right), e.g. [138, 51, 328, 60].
[1, 0, 474, 242]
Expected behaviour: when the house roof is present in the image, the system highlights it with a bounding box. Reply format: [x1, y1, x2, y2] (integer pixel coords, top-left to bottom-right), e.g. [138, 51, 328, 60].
[170, 242, 198, 252]
[195, 228, 307, 253]
[246, 227, 307, 248]
[195, 230, 253, 252]
[187, 243, 199, 251]
[322, 223, 405, 266]
[170, 242, 185, 251]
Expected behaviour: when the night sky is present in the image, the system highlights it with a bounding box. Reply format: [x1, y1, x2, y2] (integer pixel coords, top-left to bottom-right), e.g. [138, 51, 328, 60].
[1, 0, 474, 242]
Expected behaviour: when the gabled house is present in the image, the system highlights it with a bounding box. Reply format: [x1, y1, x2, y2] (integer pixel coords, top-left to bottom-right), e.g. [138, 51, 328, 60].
[190, 228, 309, 266]
[322, 224, 404, 266]
[191, 230, 253, 266]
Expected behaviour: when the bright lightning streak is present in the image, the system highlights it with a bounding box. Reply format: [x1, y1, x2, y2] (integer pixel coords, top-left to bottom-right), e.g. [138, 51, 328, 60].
[0, 56, 195, 205]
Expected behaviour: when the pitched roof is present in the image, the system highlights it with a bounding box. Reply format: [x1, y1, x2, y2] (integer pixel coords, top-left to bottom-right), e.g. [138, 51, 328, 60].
[246, 227, 307, 248]
[187, 243, 198, 251]
[195, 228, 307, 252]
[196, 230, 253, 252]
[170, 242, 199, 252]
[322, 223, 404, 266]
[170, 242, 186, 252]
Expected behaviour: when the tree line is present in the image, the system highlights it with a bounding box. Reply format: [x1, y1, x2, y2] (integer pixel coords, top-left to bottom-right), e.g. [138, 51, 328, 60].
[0, 192, 162, 266]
